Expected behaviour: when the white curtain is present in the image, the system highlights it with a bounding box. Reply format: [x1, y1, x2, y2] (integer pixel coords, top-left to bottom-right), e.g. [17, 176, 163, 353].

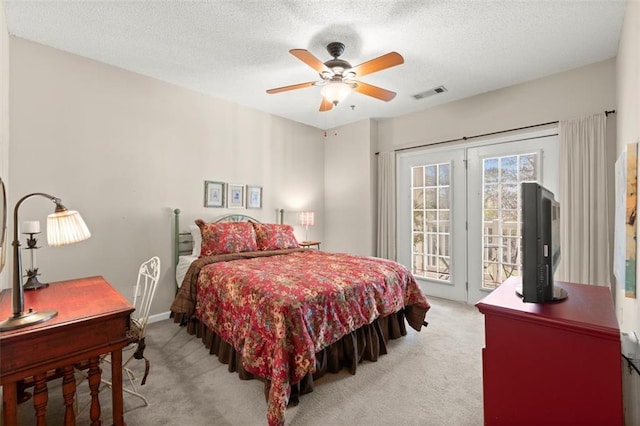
[558, 113, 610, 286]
[377, 152, 396, 259]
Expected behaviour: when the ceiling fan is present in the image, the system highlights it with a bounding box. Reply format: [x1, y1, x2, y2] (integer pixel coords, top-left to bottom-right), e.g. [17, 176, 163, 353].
[266, 42, 404, 112]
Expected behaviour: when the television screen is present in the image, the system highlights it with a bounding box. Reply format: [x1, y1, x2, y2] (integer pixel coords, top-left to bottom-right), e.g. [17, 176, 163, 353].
[550, 199, 561, 274]
[519, 182, 566, 303]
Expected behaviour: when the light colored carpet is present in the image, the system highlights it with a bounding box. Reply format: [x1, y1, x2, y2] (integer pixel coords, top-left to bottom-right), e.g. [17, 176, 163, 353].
[15, 296, 485, 425]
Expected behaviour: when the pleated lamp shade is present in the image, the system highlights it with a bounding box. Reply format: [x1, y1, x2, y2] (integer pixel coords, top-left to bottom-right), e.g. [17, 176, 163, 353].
[299, 211, 315, 227]
[47, 209, 91, 247]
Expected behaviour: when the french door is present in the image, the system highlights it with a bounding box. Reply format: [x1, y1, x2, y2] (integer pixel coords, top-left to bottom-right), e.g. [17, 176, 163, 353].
[397, 130, 558, 303]
[397, 146, 467, 301]
[466, 133, 558, 303]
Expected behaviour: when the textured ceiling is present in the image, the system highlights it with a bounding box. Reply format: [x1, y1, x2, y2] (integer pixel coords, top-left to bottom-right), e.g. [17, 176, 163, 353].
[3, 0, 626, 130]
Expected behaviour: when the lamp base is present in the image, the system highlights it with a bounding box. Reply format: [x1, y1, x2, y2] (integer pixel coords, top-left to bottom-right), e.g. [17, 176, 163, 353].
[0, 309, 58, 331]
[23, 275, 48, 291]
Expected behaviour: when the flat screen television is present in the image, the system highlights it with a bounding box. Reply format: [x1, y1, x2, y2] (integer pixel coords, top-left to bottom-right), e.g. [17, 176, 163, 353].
[517, 182, 566, 303]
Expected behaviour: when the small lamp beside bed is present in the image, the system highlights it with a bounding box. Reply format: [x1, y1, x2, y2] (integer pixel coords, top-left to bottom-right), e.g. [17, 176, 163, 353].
[298, 211, 314, 243]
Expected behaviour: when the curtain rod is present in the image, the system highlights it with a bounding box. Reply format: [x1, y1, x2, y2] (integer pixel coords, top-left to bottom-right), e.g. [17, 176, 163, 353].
[376, 109, 616, 155]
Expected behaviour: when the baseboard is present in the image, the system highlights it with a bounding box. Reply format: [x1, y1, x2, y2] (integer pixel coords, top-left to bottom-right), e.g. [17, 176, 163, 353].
[149, 311, 171, 324]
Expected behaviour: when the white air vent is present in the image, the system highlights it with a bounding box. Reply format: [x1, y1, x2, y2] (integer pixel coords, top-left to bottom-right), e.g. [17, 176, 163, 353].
[413, 85, 448, 100]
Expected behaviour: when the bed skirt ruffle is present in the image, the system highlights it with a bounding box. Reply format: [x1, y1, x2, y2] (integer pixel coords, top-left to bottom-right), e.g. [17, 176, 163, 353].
[172, 307, 425, 407]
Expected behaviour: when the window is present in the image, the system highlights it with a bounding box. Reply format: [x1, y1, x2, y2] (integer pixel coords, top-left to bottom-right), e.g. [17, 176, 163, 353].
[481, 153, 538, 289]
[411, 162, 451, 282]
[399, 130, 557, 303]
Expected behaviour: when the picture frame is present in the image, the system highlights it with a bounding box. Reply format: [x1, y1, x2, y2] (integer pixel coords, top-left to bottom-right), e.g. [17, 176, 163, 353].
[204, 181, 225, 208]
[227, 183, 245, 209]
[247, 185, 262, 209]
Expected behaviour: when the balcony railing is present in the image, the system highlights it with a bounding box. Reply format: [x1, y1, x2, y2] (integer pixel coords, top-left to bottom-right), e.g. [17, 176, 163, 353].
[412, 219, 521, 288]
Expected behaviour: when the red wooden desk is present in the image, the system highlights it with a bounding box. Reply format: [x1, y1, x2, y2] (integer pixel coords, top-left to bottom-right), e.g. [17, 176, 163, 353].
[0, 276, 134, 425]
[476, 277, 623, 425]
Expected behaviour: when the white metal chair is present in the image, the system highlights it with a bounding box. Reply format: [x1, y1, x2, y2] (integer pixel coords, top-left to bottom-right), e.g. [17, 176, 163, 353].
[102, 256, 161, 406]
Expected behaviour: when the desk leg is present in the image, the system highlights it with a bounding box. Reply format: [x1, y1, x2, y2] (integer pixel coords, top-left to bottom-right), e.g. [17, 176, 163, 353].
[62, 365, 77, 426]
[87, 356, 102, 426]
[2, 381, 18, 426]
[33, 373, 48, 426]
[111, 348, 125, 426]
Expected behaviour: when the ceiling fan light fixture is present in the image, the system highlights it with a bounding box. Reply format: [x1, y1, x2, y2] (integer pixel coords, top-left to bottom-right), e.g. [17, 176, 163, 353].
[343, 70, 356, 80]
[267, 42, 404, 112]
[321, 81, 352, 106]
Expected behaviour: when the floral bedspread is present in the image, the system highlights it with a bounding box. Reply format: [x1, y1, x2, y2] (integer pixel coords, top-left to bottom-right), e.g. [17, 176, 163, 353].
[190, 250, 430, 426]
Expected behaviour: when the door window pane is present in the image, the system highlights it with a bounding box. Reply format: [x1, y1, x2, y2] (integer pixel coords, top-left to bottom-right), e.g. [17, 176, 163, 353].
[519, 154, 537, 181]
[412, 189, 424, 209]
[411, 163, 452, 282]
[481, 153, 539, 289]
[425, 166, 437, 186]
[412, 167, 424, 187]
[439, 164, 450, 185]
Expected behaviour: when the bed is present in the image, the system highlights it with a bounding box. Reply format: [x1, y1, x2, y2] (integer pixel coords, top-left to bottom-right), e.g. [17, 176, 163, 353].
[170, 210, 430, 425]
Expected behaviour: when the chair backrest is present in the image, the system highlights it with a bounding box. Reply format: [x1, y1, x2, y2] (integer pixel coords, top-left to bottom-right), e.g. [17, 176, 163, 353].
[132, 256, 161, 337]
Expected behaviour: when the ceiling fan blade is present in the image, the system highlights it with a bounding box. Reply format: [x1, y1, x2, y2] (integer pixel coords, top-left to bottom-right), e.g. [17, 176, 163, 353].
[290, 49, 332, 74]
[319, 97, 333, 112]
[266, 81, 316, 94]
[353, 81, 397, 102]
[350, 52, 404, 77]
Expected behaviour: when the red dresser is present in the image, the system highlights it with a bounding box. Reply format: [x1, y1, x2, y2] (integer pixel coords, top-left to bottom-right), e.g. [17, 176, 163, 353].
[476, 276, 623, 425]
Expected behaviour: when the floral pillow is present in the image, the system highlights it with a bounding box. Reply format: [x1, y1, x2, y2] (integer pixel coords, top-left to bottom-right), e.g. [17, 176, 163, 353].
[195, 220, 258, 257]
[252, 223, 300, 251]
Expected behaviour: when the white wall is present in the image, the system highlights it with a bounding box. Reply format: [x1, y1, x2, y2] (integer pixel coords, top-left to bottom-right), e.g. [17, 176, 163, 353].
[324, 119, 374, 256]
[0, 1, 9, 289]
[616, 1, 640, 423]
[377, 58, 616, 152]
[8, 37, 324, 317]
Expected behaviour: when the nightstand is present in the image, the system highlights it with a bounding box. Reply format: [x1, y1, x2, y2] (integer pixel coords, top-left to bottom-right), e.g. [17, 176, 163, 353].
[299, 241, 321, 250]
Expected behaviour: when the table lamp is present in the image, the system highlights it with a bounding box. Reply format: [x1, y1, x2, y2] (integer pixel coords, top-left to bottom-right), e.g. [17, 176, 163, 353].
[298, 211, 315, 243]
[0, 192, 91, 331]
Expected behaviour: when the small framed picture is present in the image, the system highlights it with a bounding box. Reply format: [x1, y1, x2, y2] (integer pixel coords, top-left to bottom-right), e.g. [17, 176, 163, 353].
[204, 181, 225, 208]
[227, 183, 245, 208]
[247, 185, 262, 209]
